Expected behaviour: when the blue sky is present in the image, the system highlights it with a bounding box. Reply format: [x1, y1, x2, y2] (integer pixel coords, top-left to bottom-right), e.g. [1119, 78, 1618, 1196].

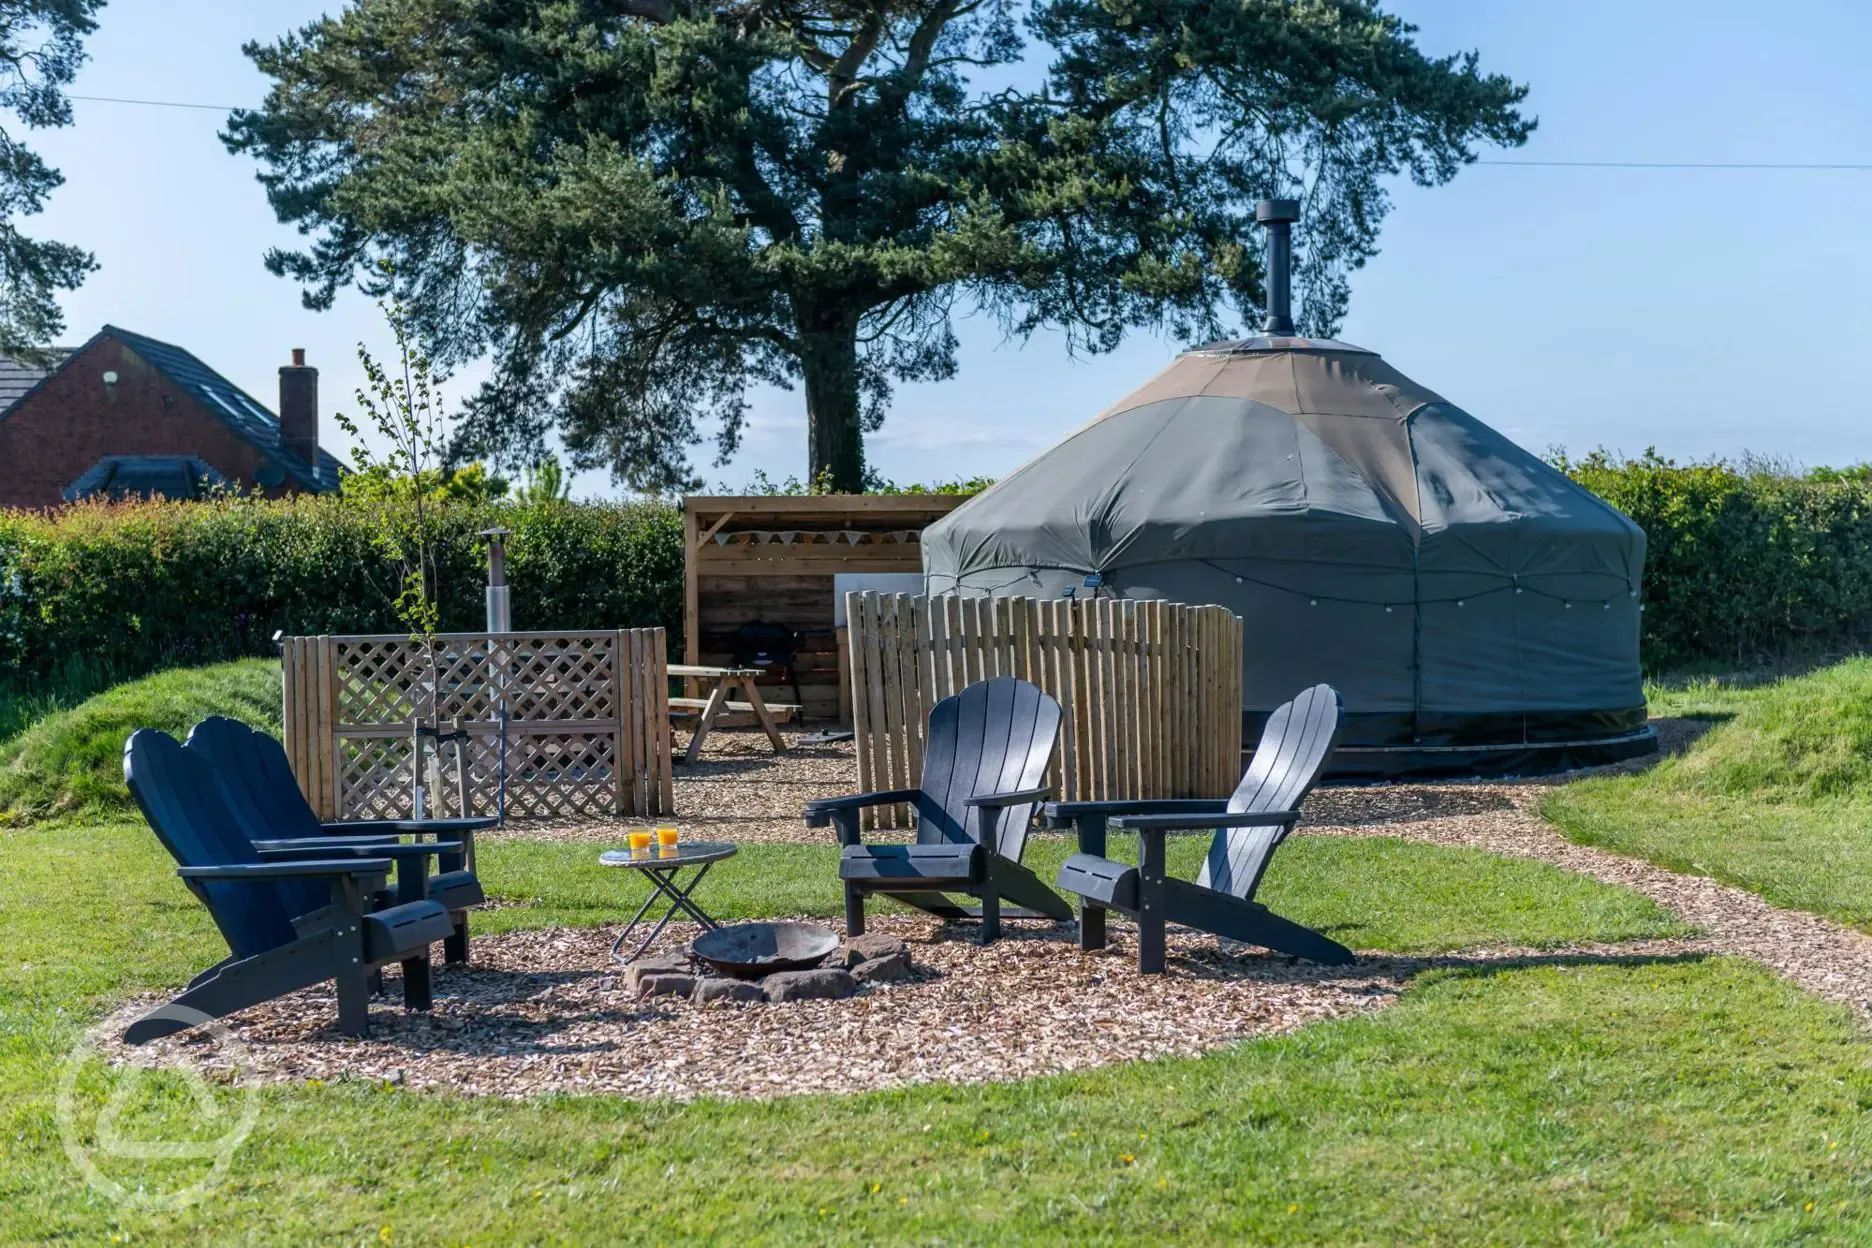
[24, 0, 1872, 496]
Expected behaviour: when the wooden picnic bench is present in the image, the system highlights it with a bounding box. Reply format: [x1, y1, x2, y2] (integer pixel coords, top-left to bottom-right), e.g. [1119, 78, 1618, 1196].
[668, 664, 800, 764]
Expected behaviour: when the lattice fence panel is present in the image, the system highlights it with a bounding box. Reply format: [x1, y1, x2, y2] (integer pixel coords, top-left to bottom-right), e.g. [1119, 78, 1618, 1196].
[282, 629, 670, 821]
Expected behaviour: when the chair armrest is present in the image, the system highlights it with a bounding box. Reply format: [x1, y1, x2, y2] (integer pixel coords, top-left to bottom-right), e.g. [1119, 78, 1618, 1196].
[1043, 799, 1228, 827]
[802, 789, 921, 827]
[964, 785, 1054, 809]
[178, 859, 392, 880]
[1108, 810, 1301, 833]
[312, 821, 411, 838]
[253, 839, 464, 859]
[321, 816, 498, 835]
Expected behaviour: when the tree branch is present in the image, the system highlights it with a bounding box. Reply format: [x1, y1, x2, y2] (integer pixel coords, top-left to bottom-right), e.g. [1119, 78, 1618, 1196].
[827, 8, 886, 107]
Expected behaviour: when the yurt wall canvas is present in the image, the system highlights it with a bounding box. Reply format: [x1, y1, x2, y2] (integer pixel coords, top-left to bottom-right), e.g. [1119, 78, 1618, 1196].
[922, 337, 1653, 778]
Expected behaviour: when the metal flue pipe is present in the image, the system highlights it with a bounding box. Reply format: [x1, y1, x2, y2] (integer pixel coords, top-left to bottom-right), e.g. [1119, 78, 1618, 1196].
[1255, 198, 1300, 335]
[479, 527, 513, 633]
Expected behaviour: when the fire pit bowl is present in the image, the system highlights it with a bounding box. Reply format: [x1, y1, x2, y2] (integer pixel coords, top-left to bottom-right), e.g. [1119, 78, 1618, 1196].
[692, 921, 840, 980]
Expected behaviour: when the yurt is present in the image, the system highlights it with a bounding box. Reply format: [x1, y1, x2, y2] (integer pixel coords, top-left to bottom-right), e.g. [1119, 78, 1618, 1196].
[922, 202, 1654, 778]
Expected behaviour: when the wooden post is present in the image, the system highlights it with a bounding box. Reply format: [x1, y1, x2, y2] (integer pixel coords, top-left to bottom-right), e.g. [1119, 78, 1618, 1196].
[861, 593, 893, 828]
[621, 624, 643, 819]
[903, 596, 927, 791]
[836, 625, 852, 729]
[682, 505, 700, 701]
[410, 717, 426, 820]
[849, 594, 874, 815]
[281, 638, 300, 799]
[452, 715, 470, 822]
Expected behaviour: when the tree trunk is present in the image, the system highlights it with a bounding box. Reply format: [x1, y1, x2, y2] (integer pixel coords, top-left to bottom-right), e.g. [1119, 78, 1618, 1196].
[801, 318, 865, 493]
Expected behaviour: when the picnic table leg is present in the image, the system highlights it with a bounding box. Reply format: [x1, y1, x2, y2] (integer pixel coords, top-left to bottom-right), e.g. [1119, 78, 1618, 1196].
[685, 680, 732, 765]
[737, 675, 788, 754]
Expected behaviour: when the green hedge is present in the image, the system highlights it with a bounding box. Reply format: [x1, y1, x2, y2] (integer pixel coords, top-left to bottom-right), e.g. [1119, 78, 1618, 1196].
[1560, 451, 1872, 670]
[5, 455, 1870, 689]
[0, 495, 683, 689]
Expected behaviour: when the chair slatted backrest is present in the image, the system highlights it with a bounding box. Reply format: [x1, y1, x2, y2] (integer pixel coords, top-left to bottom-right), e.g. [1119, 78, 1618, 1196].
[185, 718, 331, 915]
[915, 676, 1060, 859]
[187, 717, 326, 840]
[1197, 684, 1344, 901]
[124, 729, 299, 959]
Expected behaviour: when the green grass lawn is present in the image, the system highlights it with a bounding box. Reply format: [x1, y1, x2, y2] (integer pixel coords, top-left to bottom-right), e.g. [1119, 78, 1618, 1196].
[491, 831, 1690, 953]
[1547, 655, 1872, 930]
[9, 814, 1870, 1244]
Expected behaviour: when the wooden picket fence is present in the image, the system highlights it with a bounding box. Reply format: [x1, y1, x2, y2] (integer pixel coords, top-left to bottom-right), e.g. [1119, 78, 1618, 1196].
[844, 593, 1244, 827]
[280, 629, 672, 821]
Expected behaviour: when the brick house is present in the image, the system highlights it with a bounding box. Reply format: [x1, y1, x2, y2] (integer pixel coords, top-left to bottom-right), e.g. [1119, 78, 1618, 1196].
[0, 325, 342, 509]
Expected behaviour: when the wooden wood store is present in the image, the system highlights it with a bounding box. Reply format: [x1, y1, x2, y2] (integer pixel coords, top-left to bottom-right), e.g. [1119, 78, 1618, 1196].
[681, 494, 970, 724]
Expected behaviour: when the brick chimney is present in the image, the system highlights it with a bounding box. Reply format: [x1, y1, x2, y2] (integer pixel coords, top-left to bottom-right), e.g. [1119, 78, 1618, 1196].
[278, 348, 319, 466]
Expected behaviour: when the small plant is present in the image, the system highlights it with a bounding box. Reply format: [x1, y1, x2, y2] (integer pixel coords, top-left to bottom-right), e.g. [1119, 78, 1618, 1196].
[332, 298, 461, 812]
[332, 299, 456, 645]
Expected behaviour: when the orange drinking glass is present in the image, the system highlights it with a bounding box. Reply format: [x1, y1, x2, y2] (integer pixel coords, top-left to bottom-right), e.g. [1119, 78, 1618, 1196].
[627, 828, 653, 855]
[656, 826, 680, 848]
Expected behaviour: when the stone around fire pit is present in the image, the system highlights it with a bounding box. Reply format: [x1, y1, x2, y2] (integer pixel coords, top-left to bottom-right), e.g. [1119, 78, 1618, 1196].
[762, 968, 859, 1002]
[626, 953, 695, 995]
[693, 978, 767, 1005]
[851, 948, 912, 983]
[834, 933, 908, 969]
[637, 972, 699, 999]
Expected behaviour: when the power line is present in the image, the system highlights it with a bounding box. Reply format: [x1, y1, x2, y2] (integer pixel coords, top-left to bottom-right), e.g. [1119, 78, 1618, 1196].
[1477, 158, 1872, 170]
[69, 93, 237, 112]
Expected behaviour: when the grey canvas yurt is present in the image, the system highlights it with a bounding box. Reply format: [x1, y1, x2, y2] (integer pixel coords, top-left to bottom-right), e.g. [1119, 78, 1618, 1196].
[922, 202, 1653, 778]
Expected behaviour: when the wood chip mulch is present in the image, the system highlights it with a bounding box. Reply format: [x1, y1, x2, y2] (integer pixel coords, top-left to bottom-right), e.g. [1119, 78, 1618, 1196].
[90, 918, 1721, 1102]
[93, 917, 1433, 1101]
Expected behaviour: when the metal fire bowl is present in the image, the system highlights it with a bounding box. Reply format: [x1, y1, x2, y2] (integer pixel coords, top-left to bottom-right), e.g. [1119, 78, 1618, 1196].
[692, 921, 840, 980]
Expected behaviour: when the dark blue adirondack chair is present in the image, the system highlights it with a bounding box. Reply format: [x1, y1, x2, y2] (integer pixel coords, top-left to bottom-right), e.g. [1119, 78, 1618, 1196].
[124, 729, 460, 1043]
[186, 717, 488, 964]
[805, 676, 1073, 944]
[1046, 684, 1354, 972]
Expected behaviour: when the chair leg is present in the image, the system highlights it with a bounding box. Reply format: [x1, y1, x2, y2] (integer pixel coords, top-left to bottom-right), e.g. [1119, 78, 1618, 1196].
[1159, 881, 1358, 967]
[124, 938, 342, 1045]
[1137, 828, 1167, 974]
[1137, 909, 1166, 973]
[336, 964, 370, 1037]
[444, 914, 469, 965]
[1234, 906, 1356, 967]
[401, 952, 433, 1011]
[978, 887, 1000, 945]
[987, 857, 1074, 921]
[845, 883, 866, 936]
[1080, 902, 1107, 952]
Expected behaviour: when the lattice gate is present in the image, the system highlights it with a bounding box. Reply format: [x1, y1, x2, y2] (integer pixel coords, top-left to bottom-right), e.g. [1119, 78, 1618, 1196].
[280, 629, 672, 821]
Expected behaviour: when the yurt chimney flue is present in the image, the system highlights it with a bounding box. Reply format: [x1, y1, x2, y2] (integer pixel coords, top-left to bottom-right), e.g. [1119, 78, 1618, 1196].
[1255, 198, 1300, 335]
[477, 526, 513, 830]
[480, 527, 512, 633]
